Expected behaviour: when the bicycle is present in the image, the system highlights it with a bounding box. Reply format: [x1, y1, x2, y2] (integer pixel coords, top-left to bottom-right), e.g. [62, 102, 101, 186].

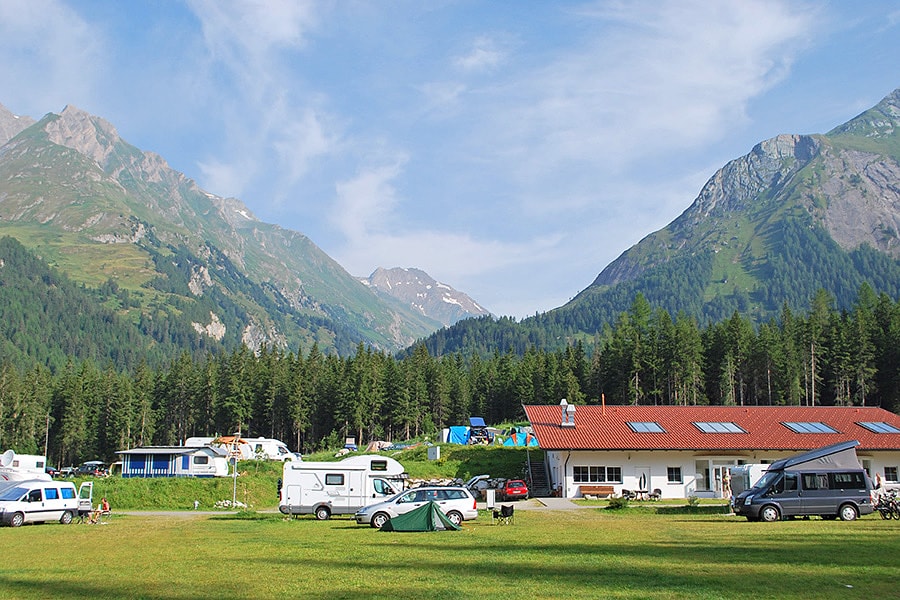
[875, 489, 899, 520]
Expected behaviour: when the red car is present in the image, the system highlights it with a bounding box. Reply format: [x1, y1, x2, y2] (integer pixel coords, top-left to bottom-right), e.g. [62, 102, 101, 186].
[500, 479, 529, 501]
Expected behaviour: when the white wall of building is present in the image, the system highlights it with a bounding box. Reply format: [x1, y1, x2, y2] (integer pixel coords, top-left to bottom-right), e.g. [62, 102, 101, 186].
[546, 449, 900, 499]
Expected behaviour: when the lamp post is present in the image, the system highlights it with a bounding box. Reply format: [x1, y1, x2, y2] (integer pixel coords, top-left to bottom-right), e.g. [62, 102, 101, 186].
[231, 431, 241, 508]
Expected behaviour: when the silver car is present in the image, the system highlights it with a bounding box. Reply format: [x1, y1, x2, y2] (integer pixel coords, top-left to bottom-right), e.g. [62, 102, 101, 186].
[354, 486, 478, 528]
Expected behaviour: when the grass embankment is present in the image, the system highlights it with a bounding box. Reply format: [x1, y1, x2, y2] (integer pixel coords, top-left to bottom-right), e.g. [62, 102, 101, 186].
[2, 508, 898, 599]
[88, 444, 536, 510]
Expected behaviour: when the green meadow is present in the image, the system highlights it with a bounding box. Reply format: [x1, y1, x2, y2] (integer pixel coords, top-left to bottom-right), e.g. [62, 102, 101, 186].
[1, 507, 897, 600]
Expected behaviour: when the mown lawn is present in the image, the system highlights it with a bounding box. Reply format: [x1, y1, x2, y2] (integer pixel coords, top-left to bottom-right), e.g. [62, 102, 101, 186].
[2, 507, 897, 600]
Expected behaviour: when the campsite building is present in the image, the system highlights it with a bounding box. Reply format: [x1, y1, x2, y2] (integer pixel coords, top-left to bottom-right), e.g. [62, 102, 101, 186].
[117, 445, 230, 478]
[523, 402, 900, 499]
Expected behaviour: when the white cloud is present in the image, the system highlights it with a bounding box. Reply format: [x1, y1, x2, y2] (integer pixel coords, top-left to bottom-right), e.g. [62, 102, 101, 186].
[481, 0, 816, 185]
[453, 35, 508, 72]
[0, 0, 103, 115]
[332, 160, 406, 240]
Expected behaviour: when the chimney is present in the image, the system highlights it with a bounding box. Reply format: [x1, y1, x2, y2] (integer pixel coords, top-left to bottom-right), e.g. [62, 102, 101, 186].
[560, 398, 576, 427]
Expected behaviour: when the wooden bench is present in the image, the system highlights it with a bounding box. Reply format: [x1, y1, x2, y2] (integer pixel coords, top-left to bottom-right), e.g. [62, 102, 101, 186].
[580, 485, 615, 498]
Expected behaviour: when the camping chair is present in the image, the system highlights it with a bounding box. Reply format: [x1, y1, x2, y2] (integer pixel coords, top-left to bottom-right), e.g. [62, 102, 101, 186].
[492, 504, 514, 525]
[620, 489, 636, 500]
[648, 488, 662, 501]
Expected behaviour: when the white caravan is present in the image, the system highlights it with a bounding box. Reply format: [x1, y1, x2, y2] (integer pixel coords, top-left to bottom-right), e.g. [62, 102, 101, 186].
[0, 450, 51, 482]
[728, 464, 769, 501]
[0, 479, 92, 527]
[185, 436, 299, 461]
[279, 455, 406, 520]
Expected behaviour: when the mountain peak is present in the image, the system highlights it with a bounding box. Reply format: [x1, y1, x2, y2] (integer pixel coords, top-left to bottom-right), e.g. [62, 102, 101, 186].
[0, 103, 35, 146]
[43, 105, 123, 168]
[360, 267, 490, 327]
[828, 87, 900, 140]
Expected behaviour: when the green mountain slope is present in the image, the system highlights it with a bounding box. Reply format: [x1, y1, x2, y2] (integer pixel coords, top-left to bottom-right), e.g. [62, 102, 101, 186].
[417, 88, 900, 356]
[0, 105, 441, 359]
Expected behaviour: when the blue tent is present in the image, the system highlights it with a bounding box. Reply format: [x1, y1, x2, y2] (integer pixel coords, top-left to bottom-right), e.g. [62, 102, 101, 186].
[502, 432, 539, 447]
[446, 426, 470, 445]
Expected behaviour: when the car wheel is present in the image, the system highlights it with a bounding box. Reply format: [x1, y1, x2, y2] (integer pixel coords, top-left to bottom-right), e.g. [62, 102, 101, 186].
[839, 504, 858, 521]
[371, 512, 390, 529]
[59, 511, 73, 525]
[314, 506, 331, 521]
[446, 511, 463, 526]
[10, 512, 24, 527]
[760, 505, 780, 522]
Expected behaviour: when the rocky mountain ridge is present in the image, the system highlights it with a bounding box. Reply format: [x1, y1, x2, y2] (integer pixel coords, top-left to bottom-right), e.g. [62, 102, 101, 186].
[589, 88, 900, 294]
[359, 267, 490, 327]
[0, 102, 448, 356]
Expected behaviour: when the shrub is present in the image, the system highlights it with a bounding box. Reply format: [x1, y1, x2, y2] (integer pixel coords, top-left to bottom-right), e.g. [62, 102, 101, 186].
[606, 496, 629, 510]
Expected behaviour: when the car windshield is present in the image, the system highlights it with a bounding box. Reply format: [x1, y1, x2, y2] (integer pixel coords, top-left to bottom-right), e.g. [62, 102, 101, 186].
[751, 471, 780, 492]
[0, 486, 28, 501]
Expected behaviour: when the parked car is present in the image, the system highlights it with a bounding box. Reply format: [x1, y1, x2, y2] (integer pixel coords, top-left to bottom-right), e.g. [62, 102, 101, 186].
[355, 486, 478, 529]
[75, 461, 108, 477]
[59, 467, 75, 478]
[499, 479, 529, 501]
[44, 466, 60, 477]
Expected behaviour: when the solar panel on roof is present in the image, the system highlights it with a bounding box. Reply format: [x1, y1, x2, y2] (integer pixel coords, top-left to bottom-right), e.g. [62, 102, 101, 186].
[627, 421, 665, 433]
[694, 422, 746, 433]
[782, 421, 838, 434]
[857, 421, 900, 434]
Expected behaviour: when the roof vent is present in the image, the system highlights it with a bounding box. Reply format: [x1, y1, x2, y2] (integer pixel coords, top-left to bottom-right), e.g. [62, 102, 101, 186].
[560, 398, 576, 427]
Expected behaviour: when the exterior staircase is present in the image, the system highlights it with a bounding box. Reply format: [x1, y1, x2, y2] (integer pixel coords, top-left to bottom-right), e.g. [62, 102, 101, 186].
[528, 458, 551, 497]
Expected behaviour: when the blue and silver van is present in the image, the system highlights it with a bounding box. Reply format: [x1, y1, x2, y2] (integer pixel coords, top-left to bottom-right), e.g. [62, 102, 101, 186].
[734, 441, 874, 522]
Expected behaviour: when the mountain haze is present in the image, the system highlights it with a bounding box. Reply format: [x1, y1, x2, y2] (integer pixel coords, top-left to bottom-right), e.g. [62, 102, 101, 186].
[0, 103, 443, 359]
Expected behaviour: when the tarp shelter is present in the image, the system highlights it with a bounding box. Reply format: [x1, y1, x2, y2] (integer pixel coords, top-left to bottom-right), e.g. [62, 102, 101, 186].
[446, 426, 470, 444]
[379, 501, 461, 532]
[502, 432, 539, 447]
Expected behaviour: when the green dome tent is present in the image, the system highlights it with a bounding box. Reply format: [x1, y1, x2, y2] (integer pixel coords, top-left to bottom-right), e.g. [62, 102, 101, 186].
[379, 501, 462, 532]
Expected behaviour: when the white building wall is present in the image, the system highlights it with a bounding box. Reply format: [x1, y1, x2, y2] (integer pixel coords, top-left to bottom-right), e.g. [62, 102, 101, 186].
[546, 449, 900, 499]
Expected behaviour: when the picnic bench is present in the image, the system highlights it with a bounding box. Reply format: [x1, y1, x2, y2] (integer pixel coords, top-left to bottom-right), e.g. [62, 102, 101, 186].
[580, 485, 615, 498]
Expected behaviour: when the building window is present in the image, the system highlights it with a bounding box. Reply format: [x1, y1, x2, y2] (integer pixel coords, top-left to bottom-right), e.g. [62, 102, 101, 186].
[573, 466, 589, 482]
[193, 455, 209, 465]
[573, 465, 621, 483]
[667, 467, 682, 483]
[782, 421, 838, 434]
[858, 421, 900, 434]
[627, 421, 666, 433]
[885, 467, 899, 482]
[693, 422, 746, 433]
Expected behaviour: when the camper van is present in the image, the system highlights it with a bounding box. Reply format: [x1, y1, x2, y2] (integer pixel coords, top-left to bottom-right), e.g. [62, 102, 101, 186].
[733, 441, 874, 522]
[279, 455, 407, 520]
[0, 479, 92, 527]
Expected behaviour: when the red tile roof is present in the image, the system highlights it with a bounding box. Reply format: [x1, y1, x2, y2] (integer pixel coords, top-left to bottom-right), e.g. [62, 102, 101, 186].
[523, 405, 900, 452]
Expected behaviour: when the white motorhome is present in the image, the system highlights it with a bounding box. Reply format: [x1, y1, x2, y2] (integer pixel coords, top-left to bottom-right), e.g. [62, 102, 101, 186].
[279, 455, 406, 520]
[0, 479, 92, 527]
[245, 437, 299, 461]
[0, 450, 52, 482]
[184, 436, 299, 461]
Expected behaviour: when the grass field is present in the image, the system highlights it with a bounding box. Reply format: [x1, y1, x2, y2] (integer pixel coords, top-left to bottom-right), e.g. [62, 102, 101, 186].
[2, 506, 898, 600]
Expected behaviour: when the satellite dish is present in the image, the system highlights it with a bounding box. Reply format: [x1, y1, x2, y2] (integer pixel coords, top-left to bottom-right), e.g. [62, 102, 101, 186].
[0, 449, 14, 467]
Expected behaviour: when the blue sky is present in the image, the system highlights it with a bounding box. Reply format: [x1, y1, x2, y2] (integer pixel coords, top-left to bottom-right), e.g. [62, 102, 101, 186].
[1, 1, 898, 318]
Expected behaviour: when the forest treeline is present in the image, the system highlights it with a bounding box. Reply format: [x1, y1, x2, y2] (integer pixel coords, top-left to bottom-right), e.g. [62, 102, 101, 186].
[2, 283, 899, 469]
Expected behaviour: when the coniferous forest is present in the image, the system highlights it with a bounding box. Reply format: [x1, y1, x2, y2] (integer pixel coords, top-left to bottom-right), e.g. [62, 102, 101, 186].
[2, 281, 899, 469]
